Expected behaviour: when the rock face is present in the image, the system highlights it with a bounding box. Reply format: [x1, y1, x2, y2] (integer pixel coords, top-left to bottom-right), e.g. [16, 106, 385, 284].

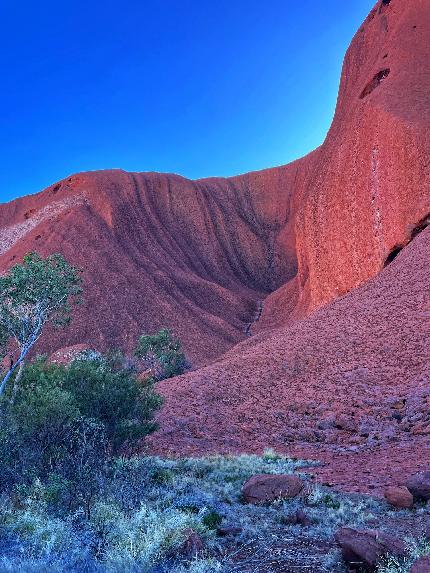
[147, 0, 430, 491]
[0, 1, 430, 491]
[0, 169, 298, 367]
[335, 527, 406, 570]
[242, 474, 304, 504]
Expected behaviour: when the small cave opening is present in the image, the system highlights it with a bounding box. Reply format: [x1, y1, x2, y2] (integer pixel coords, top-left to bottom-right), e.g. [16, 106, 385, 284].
[360, 69, 390, 99]
[411, 213, 430, 239]
[384, 214, 430, 268]
[384, 246, 403, 267]
[379, 0, 392, 14]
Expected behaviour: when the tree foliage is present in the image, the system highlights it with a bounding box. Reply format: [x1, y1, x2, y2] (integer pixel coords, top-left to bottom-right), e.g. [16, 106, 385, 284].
[0, 252, 82, 396]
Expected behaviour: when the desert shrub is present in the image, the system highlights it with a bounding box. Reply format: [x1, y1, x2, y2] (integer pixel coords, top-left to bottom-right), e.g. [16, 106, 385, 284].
[202, 509, 223, 530]
[2, 451, 420, 573]
[135, 328, 189, 380]
[0, 359, 80, 487]
[0, 354, 162, 496]
[63, 352, 163, 453]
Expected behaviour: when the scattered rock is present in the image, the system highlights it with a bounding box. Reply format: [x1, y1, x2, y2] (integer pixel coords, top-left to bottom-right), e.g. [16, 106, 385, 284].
[335, 527, 406, 570]
[411, 423, 430, 436]
[317, 417, 336, 430]
[411, 557, 430, 573]
[49, 344, 91, 364]
[406, 472, 430, 501]
[177, 529, 205, 558]
[137, 369, 154, 382]
[295, 509, 312, 527]
[217, 526, 242, 537]
[389, 399, 406, 410]
[384, 486, 414, 509]
[335, 415, 359, 433]
[242, 474, 304, 504]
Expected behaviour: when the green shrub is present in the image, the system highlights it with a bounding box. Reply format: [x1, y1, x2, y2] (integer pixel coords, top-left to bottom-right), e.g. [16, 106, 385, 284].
[135, 328, 189, 380]
[202, 509, 223, 530]
[63, 352, 163, 453]
[0, 353, 162, 493]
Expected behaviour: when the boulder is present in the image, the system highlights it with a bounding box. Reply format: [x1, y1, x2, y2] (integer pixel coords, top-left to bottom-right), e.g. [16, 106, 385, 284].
[335, 527, 406, 570]
[411, 557, 430, 573]
[406, 471, 430, 501]
[242, 474, 304, 504]
[49, 344, 91, 364]
[384, 486, 414, 509]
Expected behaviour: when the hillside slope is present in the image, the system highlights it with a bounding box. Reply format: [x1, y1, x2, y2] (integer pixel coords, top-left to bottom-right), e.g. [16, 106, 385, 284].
[151, 224, 430, 491]
[0, 166, 300, 365]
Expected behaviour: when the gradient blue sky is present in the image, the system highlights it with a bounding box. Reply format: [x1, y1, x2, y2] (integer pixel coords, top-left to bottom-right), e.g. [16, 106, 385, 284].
[0, 0, 375, 203]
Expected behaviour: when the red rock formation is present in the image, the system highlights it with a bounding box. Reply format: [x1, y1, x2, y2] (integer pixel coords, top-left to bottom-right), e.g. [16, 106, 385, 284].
[0, 168, 299, 366]
[149, 0, 430, 489]
[0, 0, 429, 491]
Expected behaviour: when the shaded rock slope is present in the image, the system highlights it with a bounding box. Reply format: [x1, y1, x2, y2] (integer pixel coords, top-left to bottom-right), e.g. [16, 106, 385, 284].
[0, 0, 429, 489]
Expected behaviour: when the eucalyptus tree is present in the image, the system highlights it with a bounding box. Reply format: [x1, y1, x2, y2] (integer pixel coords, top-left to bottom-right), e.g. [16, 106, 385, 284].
[0, 252, 82, 397]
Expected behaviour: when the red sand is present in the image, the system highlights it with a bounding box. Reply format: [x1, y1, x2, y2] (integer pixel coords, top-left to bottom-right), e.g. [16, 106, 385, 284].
[0, 0, 429, 491]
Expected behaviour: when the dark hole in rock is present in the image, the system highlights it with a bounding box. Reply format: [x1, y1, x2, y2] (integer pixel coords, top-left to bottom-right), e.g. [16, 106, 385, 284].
[411, 213, 430, 239]
[383, 53, 388, 59]
[413, 26, 417, 29]
[52, 183, 61, 194]
[35, 234, 42, 241]
[384, 214, 430, 267]
[24, 209, 36, 220]
[379, 0, 391, 13]
[384, 246, 403, 267]
[360, 69, 390, 99]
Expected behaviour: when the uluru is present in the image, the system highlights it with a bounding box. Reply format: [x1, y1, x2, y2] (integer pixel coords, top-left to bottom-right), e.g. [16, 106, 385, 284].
[0, 1, 430, 571]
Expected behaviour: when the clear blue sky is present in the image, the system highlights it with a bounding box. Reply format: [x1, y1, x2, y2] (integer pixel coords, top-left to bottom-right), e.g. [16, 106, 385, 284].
[0, 0, 375, 203]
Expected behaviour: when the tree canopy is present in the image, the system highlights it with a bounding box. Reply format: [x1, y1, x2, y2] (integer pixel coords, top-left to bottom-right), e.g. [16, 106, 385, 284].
[0, 252, 82, 396]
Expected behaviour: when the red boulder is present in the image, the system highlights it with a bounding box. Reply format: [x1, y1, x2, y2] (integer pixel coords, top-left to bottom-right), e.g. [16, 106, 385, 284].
[384, 486, 414, 509]
[242, 474, 304, 504]
[177, 529, 205, 558]
[335, 527, 406, 570]
[406, 472, 430, 501]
